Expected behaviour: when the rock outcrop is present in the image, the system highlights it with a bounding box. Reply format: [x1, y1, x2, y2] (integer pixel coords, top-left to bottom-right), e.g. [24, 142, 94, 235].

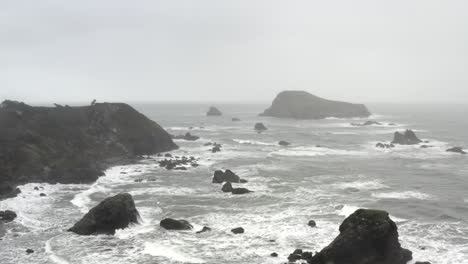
[392, 130, 422, 145]
[0, 210, 17, 222]
[260, 91, 371, 119]
[446, 147, 467, 154]
[307, 209, 412, 264]
[207, 107, 222, 116]
[160, 218, 193, 230]
[0, 100, 178, 198]
[212, 170, 242, 183]
[68, 193, 140, 235]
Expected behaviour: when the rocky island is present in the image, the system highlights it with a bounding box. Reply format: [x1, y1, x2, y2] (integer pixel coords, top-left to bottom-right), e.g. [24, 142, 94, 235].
[0, 100, 177, 198]
[260, 91, 371, 119]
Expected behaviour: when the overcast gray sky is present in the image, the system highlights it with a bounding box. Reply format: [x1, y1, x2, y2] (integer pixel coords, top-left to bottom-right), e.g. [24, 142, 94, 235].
[1, 0, 467, 103]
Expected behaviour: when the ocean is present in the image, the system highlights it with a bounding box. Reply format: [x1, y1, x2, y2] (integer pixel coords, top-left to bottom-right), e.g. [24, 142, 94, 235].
[1, 103, 467, 264]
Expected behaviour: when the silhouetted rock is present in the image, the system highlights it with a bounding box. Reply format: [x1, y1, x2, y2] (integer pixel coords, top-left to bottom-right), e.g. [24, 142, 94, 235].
[446, 147, 467, 154]
[392, 130, 422, 145]
[221, 182, 233, 192]
[39, 193, 46, 197]
[68, 193, 139, 235]
[207, 107, 222, 116]
[254, 122, 267, 132]
[308, 209, 412, 264]
[26, 249, 34, 254]
[260, 91, 371, 119]
[0, 100, 178, 198]
[160, 218, 193, 230]
[171, 132, 200, 141]
[212, 170, 241, 183]
[279, 140, 290, 146]
[232, 117, 240, 121]
[308, 220, 316, 227]
[270, 252, 278, 257]
[231, 227, 244, 234]
[0, 210, 17, 222]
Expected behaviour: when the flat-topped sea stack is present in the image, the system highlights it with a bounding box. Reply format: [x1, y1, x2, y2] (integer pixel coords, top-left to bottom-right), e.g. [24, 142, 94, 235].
[207, 106, 222, 116]
[260, 91, 371, 119]
[0, 100, 178, 198]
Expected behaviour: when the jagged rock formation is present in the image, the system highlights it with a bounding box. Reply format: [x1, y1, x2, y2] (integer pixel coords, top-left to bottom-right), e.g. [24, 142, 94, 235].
[68, 193, 139, 235]
[307, 209, 412, 264]
[392, 130, 422, 145]
[0, 100, 177, 198]
[260, 91, 371, 119]
[207, 106, 222, 116]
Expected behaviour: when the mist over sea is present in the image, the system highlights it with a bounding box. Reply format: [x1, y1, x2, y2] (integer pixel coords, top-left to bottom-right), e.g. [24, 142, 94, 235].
[1, 103, 467, 264]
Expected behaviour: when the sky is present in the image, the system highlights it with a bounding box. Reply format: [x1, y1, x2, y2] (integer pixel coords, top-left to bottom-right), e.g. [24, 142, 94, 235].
[1, 0, 468, 103]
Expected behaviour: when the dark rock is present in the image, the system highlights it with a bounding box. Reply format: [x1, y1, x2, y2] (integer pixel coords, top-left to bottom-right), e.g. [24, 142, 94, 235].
[239, 179, 248, 183]
[308, 209, 412, 264]
[308, 220, 316, 227]
[134, 179, 143, 182]
[26, 249, 34, 254]
[160, 218, 193, 230]
[171, 132, 200, 141]
[68, 193, 139, 235]
[415, 262, 431, 264]
[34, 187, 39, 191]
[288, 253, 303, 262]
[260, 91, 371, 119]
[278, 140, 290, 146]
[254, 122, 267, 132]
[0, 210, 17, 222]
[207, 107, 222, 116]
[446, 147, 467, 154]
[211, 146, 221, 153]
[293, 249, 303, 255]
[351, 120, 382, 126]
[0, 101, 178, 198]
[39, 193, 46, 197]
[212, 170, 241, 183]
[164, 153, 172, 157]
[232, 117, 241, 121]
[376, 143, 395, 149]
[203, 142, 213, 146]
[196, 226, 211, 234]
[392, 129, 422, 145]
[231, 227, 244, 234]
[231, 188, 252, 195]
[270, 252, 278, 257]
[221, 182, 233, 192]
[420, 145, 433, 148]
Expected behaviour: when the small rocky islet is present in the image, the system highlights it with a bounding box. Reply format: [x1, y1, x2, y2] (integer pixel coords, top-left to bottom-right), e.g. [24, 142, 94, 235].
[0, 94, 458, 263]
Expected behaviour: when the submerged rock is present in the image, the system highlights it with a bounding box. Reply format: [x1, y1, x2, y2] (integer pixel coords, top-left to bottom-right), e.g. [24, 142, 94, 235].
[254, 122, 267, 132]
[160, 218, 193, 230]
[260, 91, 371, 119]
[308, 209, 412, 264]
[232, 117, 241, 121]
[68, 193, 139, 235]
[207, 106, 222, 116]
[446, 147, 467, 154]
[212, 170, 241, 183]
[392, 130, 422, 145]
[231, 227, 244, 234]
[278, 140, 291, 146]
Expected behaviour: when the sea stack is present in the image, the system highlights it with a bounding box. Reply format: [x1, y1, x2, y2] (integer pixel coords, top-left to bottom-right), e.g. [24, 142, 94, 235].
[207, 106, 222, 116]
[0, 100, 178, 198]
[392, 130, 422, 145]
[260, 91, 371, 119]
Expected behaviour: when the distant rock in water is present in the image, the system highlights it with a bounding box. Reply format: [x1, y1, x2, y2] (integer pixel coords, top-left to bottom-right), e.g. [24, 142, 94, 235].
[207, 106, 222, 116]
[68, 193, 140, 235]
[446, 147, 467, 154]
[376, 142, 395, 149]
[232, 117, 241, 121]
[351, 120, 382, 126]
[212, 170, 241, 183]
[160, 218, 193, 230]
[278, 140, 290, 146]
[221, 182, 233, 192]
[231, 227, 244, 234]
[392, 130, 422, 145]
[0, 100, 178, 198]
[307, 209, 412, 264]
[171, 132, 199, 141]
[231, 187, 252, 195]
[260, 91, 371, 119]
[254, 122, 267, 132]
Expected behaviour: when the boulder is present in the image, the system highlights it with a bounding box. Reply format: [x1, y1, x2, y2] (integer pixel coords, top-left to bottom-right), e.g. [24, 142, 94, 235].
[68, 193, 139, 235]
[270, 252, 278, 257]
[0, 210, 17, 222]
[260, 91, 371, 119]
[278, 140, 290, 146]
[221, 182, 233, 192]
[231, 227, 244, 234]
[26, 249, 34, 254]
[446, 147, 467, 154]
[39, 193, 46, 197]
[308, 209, 412, 264]
[254, 122, 267, 132]
[308, 220, 316, 227]
[160, 218, 193, 230]
[392, 130, 422, 145]
[207, 107, 222, 116]
[212, 170, 241, 183]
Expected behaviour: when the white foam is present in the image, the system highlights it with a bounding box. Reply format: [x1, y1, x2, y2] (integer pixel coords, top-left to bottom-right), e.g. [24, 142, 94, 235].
[270, 146, 366, 157]
[233, 139, 277, 146]
[333, 180, 388, 190]
[143, 243, 206, 263]
[372, 191, 432, 200]
[45, 238, 71, 264]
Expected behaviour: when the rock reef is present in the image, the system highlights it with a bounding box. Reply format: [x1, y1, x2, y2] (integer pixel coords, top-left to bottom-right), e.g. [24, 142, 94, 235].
[260, 91, 371, 119]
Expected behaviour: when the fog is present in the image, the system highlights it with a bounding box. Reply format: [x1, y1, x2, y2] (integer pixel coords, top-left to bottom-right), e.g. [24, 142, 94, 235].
[1, 0, 467, 103]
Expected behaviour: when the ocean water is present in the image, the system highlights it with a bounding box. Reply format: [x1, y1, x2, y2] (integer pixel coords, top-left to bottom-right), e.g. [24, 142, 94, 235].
[1, 103, 467, 264]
